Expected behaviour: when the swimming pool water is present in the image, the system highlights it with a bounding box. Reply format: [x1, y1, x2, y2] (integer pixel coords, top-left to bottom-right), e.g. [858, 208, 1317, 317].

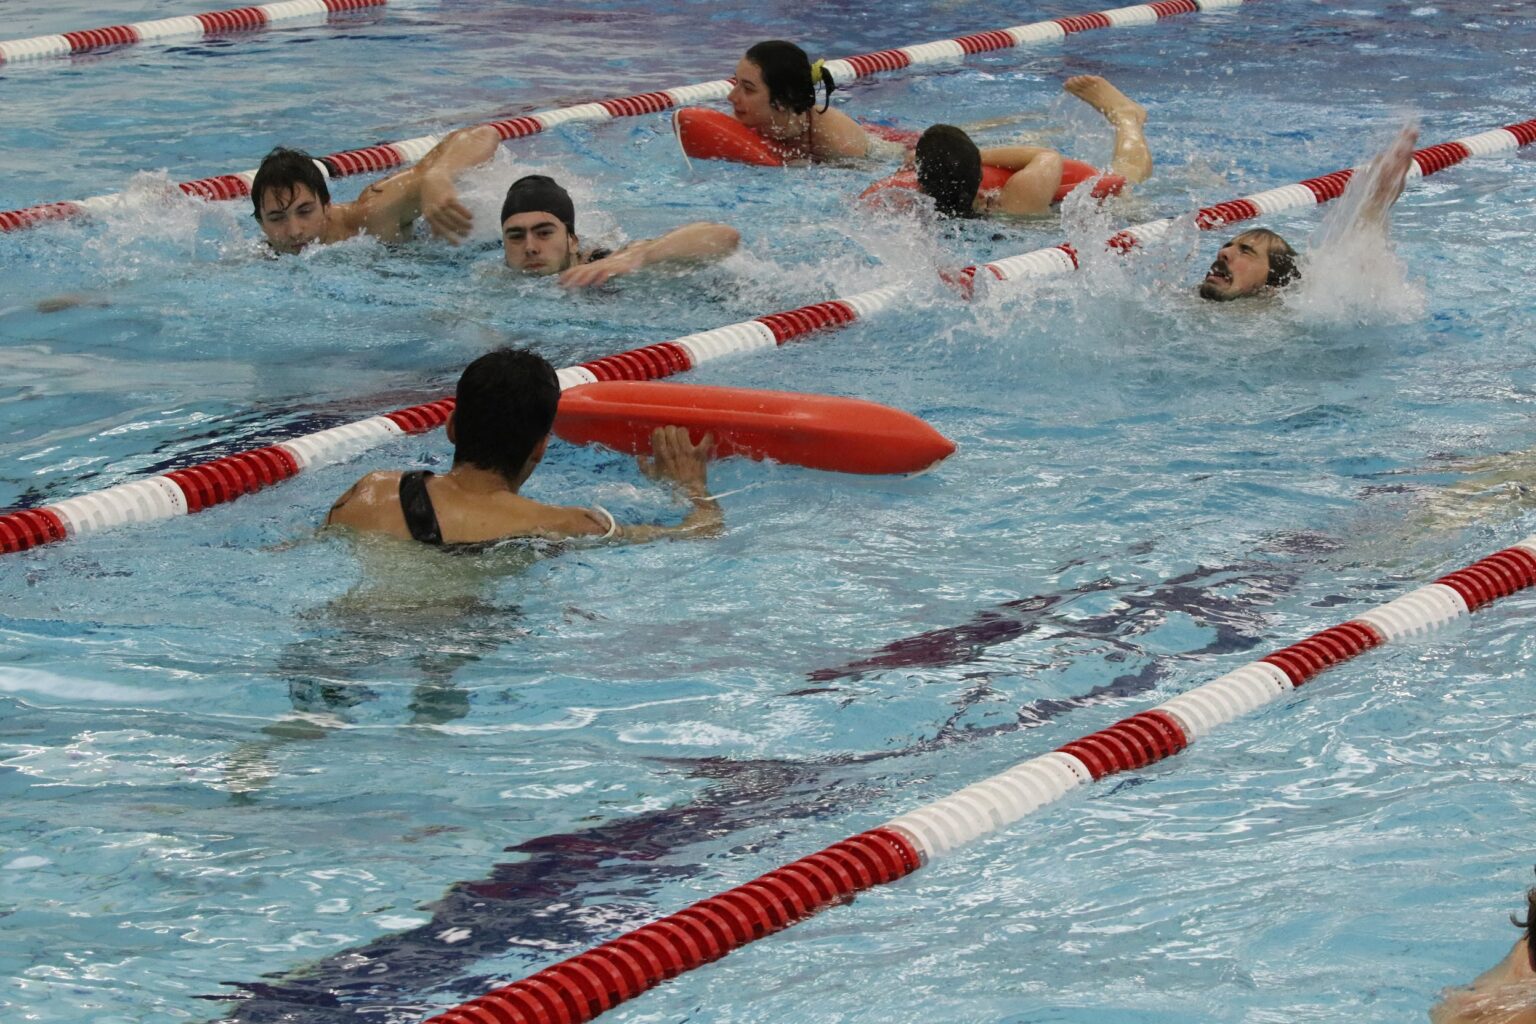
[3, 2, 1536, 1022]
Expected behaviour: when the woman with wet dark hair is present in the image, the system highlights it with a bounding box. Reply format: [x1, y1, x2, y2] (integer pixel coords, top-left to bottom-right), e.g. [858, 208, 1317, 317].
[1431, 871, 1536, 1024]
[725, 40, 885, 162]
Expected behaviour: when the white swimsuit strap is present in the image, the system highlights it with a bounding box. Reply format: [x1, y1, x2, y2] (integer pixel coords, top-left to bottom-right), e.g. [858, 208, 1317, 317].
[590, 503, 618, 540]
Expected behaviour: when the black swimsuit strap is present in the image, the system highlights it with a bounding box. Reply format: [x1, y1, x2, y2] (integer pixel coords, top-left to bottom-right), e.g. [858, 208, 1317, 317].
[398, 470, 444, 545]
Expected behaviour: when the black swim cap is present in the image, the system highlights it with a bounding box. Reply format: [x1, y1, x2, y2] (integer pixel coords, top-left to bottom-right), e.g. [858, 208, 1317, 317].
[500, 175, 576, 234]
[915, 125, 982, 219]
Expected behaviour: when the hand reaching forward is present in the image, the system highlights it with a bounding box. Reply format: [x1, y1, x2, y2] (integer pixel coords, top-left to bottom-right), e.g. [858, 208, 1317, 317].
[419, 174, 475, 245]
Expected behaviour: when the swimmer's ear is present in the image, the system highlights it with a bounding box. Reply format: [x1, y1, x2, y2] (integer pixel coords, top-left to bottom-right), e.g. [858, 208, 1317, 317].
[445, 410, 457, 445]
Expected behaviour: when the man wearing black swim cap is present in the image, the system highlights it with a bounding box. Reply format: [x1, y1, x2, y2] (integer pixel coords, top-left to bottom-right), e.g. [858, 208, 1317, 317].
[500, 174, 739, 287]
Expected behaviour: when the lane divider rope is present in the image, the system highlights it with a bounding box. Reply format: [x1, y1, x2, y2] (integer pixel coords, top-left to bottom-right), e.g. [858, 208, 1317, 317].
[0, 0, 1246, 233]
[0, 292, 897, 556]
[4, 119, 1530, 557]
[416, 537, 1536, 1024]
[956, 117, 1536, 291]
[0, 0, 387, 65]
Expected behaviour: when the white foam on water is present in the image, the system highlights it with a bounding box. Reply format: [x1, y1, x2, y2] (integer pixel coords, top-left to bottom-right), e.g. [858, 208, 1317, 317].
[1284, 122, 1426, 326]
[0, 666, 173, 702]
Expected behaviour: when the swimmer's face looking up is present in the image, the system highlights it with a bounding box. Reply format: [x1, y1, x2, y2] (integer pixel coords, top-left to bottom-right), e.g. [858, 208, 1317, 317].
[258, 184, 328, 255]
[1200, 232, 1285, 301]
[502, 211, 579, 274]
[728, 59, 779, 134]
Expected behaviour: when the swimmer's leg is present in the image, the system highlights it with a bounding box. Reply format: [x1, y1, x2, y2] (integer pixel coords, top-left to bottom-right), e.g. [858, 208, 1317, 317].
[1064, 75, 1152, 183]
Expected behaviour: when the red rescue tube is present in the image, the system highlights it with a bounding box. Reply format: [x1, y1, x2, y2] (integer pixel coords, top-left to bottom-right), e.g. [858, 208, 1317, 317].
[674, 107, 921, 166]
[861, 158, 1125, 206]
[554, 381, 956, 476]
[675, 107, 787, 166]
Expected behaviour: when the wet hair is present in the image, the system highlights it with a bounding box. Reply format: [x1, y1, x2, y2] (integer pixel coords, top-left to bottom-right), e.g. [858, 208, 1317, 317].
[1235, 227, 1300, 288]
[744, 40, 834, 115]
[915, 124, 982, 218]
[1513, 870, 1536, 971]
[251, 147, 330, 220]
[500, 175, 576, 237]
[451, 348, 561, 483]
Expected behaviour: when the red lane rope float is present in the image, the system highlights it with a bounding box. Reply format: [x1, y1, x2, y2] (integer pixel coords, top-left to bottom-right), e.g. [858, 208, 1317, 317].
[553, 381, 957, 475]
[420, 538, 1536, 1023]
[956, 116, 1536, 291]
[426, 829, 920, 1024]
[8, 117, 1536, 556]
[0, 290, 891, 556]
[7, 118, 1534, 555]
[0, 0, 386, 65]
[0, 0, 1245, 231]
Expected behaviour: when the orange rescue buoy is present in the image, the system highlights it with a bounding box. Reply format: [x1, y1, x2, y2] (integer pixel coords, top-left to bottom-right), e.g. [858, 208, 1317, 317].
[673, 107, 921, 166]
[674, 107, 788, 166]
[554, 381, 956, 475]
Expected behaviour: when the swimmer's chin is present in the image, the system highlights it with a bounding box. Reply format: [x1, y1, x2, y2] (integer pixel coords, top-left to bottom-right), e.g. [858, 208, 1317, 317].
[1198, 280, 1251, 302]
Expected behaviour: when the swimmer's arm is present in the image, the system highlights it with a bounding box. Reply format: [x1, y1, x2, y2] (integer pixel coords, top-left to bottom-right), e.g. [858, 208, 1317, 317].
[536, 495, 720, 545]
[980, 146, 1065, 217]
[977, 146, 1057, 171]
[608, 492, 723, 544]
[353, 125, 501, 244]
[558, 223, 739, 288]
[1357, 124, 1419, 232]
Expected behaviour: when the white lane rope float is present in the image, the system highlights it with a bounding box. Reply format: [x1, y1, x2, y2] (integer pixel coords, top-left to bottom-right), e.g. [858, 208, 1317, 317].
[2, 117, 1530, 558]
[409, 535, 1536, 1024]
[0, 0, 1246, 232]
[0, 0, 388, 65]
[17, 28, 1517, 558]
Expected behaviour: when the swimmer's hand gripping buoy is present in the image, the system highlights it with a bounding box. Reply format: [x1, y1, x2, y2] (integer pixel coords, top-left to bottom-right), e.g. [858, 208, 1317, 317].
[860, 159, 1126, 206]
[554, 381, 956, 475]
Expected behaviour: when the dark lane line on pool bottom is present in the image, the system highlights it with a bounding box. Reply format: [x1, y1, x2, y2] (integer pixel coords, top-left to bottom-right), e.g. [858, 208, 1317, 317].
[202, 552, 1316, 1022]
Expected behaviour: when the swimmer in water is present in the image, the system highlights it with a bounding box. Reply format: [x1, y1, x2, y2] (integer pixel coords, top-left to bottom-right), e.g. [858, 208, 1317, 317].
[499, 174, 739, 288]
[1198, 124, 1417, 301]
[325, 347, 720, 546]
[727, 39, 889, 163]
[1431, 872, 1536, 1024]
[252, 126, 500, 254]
[909, 75, 1153, 217]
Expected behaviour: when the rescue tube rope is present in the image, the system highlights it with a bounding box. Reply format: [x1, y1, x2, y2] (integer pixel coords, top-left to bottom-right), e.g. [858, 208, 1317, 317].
[414, 535, 1536, 1024]
[0, 0, 1244, 233]
[2, 118, 1531, 558]
[0, 0, 387, 65]
[957, 116, 1536, 291]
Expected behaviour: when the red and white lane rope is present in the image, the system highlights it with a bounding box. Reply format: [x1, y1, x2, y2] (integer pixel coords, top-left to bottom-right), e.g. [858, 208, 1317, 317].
[0, 290, 898, 556]
[414, 538, 1536, 1024]
[5, 117, 1534, 557]
[0, 0, 1245, 233]
[959, 117, 1536, 289]
[0, 0, 386, 65]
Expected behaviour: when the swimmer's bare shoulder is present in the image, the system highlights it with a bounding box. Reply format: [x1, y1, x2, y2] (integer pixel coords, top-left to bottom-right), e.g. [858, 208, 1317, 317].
[325, 471, 408, 536]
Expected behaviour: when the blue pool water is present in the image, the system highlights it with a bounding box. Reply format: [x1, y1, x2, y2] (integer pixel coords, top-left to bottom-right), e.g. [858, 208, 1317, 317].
[3, 2, 1536, 1022]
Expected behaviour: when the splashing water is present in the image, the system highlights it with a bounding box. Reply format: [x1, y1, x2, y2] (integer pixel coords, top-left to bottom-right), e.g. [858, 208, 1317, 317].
[1284, 122, 1427, 325]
